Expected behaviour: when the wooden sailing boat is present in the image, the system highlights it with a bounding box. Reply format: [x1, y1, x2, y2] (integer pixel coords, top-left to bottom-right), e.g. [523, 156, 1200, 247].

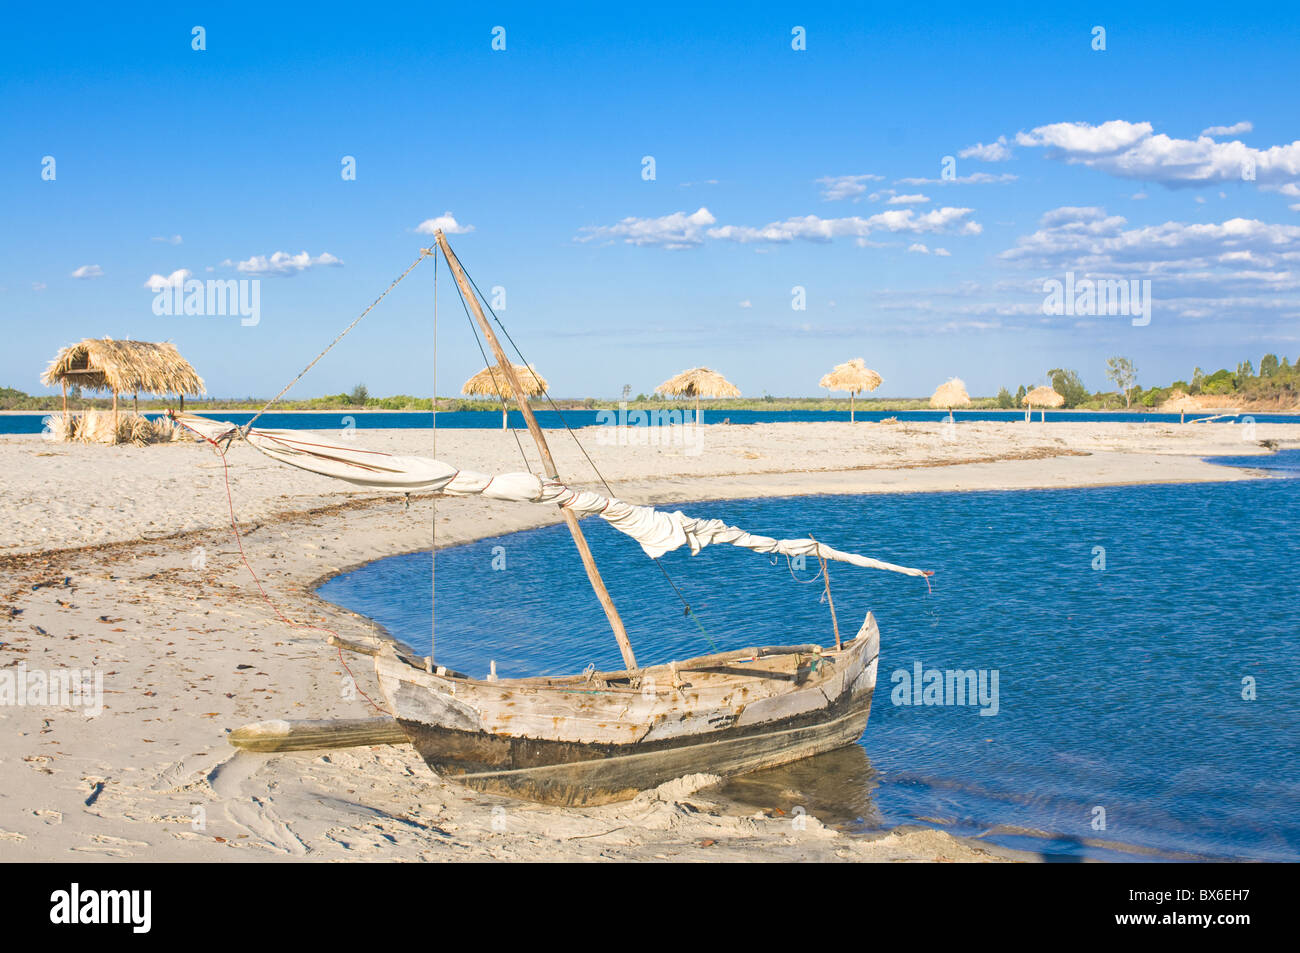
[177, 230, 929, 807]
[374, 231, 894, 806]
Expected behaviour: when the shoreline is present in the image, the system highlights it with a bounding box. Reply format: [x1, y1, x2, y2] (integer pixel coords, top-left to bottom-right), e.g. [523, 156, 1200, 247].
[3, 420, 1297, 861]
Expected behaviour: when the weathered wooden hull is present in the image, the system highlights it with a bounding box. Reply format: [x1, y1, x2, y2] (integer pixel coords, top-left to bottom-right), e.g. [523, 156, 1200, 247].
[376, 613, 880, 806]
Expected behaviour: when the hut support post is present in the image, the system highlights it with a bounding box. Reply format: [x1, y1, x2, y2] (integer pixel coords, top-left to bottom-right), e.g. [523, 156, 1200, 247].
[112, 392, 118, 441]
[434, 231, 638, 672]
[61, 380, 67, 417]
[501, 406, 508, 430]
[850, 391, 855, 423]
[694, 394, 700, 425]
[179, 394, 184, 411]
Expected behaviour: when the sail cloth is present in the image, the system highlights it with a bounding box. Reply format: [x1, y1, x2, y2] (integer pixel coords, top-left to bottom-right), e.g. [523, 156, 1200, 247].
[174, 413, 929, 579]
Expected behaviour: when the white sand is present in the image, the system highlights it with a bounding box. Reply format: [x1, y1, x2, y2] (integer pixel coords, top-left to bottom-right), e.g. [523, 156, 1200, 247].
[1, 418, 1295, 861]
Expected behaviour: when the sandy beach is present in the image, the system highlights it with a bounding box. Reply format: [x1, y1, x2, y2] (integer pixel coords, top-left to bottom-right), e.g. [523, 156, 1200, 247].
[2, 418, 1296, 862]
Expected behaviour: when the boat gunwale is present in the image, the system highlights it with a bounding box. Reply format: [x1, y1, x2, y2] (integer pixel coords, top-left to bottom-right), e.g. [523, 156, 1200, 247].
[380, 634, 871, 696]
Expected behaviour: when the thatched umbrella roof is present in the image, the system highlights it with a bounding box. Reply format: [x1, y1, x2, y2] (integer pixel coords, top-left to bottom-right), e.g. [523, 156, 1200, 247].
[656, 367, 740, 400]
[1022, 385, 1065, 409]
[657, 367, 740, 421]
[42, 338, 205, 397]
[462, 362, 548, 429]
[819, 358, 882, 394]
[929, 378, 971, 410]
[461, 362, 548, 399]
[820, 358, 882, 423]
[1022, 384, 1065, 422]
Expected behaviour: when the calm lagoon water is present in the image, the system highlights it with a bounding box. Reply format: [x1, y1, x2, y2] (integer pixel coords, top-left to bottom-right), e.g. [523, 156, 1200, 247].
[318, 459, 1300, 861]
[4, 407, 1300, 434]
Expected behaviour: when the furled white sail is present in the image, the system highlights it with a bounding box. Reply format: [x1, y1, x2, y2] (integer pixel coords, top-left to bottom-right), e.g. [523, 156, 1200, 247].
[175, 414, 930, 578]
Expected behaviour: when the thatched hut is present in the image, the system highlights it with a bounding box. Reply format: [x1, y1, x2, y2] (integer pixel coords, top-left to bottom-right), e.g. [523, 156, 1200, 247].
[819, 358, 882, 423]
[42, 338, 205, 442]
[656, 367, 740, 422]
[462, 362, 548, 429]
[929, 378, 971, 422]
[1022, 385, 1065, 422]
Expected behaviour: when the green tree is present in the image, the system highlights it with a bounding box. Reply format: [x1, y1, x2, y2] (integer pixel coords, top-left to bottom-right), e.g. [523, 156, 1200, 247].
[1105, 356, 1138, 408]
[348, 383, 369, 406]
[995, 386, 1015, 409]
[1046, 368, 1089, 408]
[1015, 384, 1027, 405]
[1260, 354, 1280, 378]
[1235, 360, 1254, 385]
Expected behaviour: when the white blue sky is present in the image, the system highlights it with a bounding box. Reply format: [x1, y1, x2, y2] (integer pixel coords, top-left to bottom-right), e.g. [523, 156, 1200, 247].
[4, 2, 1299, 399]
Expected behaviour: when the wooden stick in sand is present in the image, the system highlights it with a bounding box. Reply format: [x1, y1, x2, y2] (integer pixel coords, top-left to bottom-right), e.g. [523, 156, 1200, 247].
[229, 717, 408, 752]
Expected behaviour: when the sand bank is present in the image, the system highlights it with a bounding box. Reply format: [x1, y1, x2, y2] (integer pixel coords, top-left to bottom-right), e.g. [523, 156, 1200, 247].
[1, 419, 1296, 861]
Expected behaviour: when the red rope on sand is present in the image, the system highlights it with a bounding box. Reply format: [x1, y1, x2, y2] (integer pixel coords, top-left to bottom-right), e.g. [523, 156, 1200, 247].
[175, 414, 385, 715]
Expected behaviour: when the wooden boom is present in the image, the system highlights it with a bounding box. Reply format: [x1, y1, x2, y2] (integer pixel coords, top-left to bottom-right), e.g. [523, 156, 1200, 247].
[430, 231, 639, 671]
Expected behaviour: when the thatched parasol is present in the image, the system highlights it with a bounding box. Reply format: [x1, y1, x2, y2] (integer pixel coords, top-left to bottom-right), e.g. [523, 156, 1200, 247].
[42, 338, 206, 437]
[819, 358, 882, 423]
[1160, 390, 1202, 424]
[656, 367, 740, 421]
[1022, 385, 1065, 422]
[929, 378, 971, 422]
[462, 362, 548, 429]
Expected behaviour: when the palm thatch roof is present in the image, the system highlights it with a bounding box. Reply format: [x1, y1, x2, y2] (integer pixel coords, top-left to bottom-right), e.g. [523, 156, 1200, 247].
[1022, 385, 1065, 408]
[461, 363, 548, 399]
[656, 367, 740, 399]
[42, 338, 205, 396]
[819, 358, 882, 394]
[929, 378, 971, 409]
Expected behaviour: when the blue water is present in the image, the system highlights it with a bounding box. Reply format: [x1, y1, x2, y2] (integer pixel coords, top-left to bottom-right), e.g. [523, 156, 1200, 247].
[5, 407, 1300, 434]
[317, 464, 1300, 861]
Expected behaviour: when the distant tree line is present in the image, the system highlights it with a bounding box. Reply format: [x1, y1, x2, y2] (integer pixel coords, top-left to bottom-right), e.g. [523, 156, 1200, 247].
[993, 353, 1300, 410]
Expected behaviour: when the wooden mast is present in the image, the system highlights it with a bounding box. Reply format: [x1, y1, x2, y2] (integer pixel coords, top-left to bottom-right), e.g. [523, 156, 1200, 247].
[430, 231, 638, 671]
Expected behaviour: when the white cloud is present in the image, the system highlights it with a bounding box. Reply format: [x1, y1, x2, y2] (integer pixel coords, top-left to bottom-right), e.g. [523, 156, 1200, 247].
[886, 193, 930, 205]
[144, 268, 192, 290]
[959, 136, 1013, 162]
[32, 282, 47, 292]
[70, 264, 103, 279]
[1015, 119, 1153, 155]
[150, 234, 183, 245]
[577, 207, 717, 248]
[1038, 206, 1114, 228]
[414, 212, 475, 235]
[895, 172, 1017, 186]
[999, 208, 1300, 303]
[1201, 121, 1252, 138]
[706, 207, 981, 244]
[816, 174, 884, 201]
[738, 300, 752, 308]
[1009, 119, 1300, 187]
[934, 247, 952, 257]
[907, 243, 930, 254]
[233, 251, 342, 275]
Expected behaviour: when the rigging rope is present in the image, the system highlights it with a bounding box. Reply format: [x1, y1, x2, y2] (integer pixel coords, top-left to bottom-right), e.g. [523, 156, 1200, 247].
[456, 258, 723, 650]
[242, 250, 432, 433]
[436, 247, 441, 660]
[445, 263, 533, 473]
[174, 415, 386, 714]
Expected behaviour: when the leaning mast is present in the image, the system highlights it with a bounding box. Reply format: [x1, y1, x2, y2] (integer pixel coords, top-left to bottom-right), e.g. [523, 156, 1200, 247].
[430, 231, 638, 672]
